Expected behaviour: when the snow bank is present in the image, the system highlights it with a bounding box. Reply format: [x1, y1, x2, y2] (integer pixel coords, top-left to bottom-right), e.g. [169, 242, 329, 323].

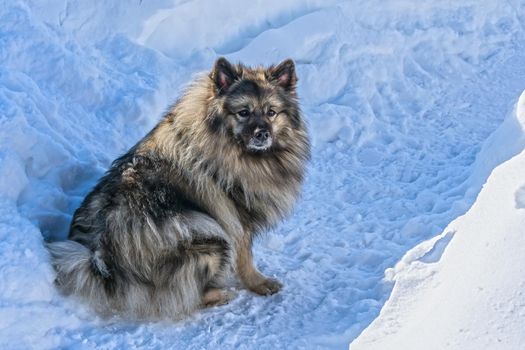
[351, 90, 525, 349]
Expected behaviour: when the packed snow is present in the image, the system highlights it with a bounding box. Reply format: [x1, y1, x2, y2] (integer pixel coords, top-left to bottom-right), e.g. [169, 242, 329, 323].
[0, 0, 524, 349]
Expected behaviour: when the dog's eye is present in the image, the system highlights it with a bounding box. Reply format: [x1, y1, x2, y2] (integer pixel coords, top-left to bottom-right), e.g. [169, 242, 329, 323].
[267, 109, 276, 117]
[238, 110, 250, 118]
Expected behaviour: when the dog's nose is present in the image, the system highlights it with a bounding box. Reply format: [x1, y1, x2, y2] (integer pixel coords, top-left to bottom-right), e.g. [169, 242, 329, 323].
[254, 128, 270, 142]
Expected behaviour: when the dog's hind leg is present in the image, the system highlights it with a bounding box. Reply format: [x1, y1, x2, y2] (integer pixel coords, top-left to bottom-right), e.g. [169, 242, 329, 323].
[145, 235, 233, 318]
[189, 236, 236, 308]
[201, 287, 236, 308]
[149, 212, 236, 317]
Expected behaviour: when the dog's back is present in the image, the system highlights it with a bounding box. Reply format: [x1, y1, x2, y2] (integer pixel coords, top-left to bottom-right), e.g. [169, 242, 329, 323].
[48, 151, 233, 318]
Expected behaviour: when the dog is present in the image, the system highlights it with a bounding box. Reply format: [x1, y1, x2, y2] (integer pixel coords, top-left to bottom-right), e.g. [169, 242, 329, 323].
[47, 57, 310, 319]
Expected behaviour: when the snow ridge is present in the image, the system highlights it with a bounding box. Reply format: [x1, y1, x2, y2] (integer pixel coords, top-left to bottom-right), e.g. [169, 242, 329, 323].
[351, 90, 525, 350]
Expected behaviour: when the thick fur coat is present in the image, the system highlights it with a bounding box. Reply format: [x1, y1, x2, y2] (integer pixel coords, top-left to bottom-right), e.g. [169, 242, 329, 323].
[47, 58, 310, 319]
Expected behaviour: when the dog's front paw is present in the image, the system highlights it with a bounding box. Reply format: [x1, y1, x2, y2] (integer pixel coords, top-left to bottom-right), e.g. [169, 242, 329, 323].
[247, 278, 282, 296]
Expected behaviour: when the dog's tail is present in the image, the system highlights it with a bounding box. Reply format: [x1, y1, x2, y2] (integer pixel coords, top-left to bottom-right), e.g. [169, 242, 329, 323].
[46, 240, 111, 310]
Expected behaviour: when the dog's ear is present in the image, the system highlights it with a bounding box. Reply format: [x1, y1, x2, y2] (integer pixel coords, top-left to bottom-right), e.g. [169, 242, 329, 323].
[269, 59, 297, 90]
[211, 57, 238, 95]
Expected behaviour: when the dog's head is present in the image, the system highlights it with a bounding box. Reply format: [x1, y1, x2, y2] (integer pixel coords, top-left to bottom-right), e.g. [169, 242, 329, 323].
[208, 57, 302, 153]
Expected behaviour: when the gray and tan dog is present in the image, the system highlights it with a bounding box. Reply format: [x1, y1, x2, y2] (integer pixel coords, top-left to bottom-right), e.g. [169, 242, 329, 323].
[47, 57, 310, 319]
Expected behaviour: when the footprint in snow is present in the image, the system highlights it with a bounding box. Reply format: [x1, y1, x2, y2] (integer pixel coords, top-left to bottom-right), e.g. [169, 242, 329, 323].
[514, 184, 525, 209]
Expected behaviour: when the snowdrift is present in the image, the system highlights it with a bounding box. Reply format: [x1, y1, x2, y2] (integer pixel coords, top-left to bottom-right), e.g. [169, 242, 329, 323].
[351, 91, 525, 349]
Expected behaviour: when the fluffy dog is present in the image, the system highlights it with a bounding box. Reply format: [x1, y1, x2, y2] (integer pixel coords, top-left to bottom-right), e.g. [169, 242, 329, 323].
[47, 57, 310, 319]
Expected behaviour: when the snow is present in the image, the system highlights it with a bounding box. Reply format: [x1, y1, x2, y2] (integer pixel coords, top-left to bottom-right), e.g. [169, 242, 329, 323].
[0, 0, 524, 349]
[351, 91, 525, 350]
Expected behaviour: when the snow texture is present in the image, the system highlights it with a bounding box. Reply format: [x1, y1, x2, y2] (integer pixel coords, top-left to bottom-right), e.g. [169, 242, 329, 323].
[351, 90, 525, 350]
[0, 1, 524, 349]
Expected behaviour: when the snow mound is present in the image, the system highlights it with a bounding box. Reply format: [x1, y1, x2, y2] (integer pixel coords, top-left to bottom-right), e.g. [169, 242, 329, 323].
[351, 90, 525, 349]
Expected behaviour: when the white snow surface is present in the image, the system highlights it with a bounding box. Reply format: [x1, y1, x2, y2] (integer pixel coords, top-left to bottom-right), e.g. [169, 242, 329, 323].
[351, 91, 525, 350]
[0, 1, 524, 349]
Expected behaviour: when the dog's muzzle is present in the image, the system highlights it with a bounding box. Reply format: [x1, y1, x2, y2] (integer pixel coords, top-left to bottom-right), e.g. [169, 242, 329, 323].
[248, 127, 272, 150]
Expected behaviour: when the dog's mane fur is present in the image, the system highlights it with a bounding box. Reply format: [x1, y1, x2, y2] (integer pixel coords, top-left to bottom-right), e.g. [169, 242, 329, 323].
[138, 73, 310, 232]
